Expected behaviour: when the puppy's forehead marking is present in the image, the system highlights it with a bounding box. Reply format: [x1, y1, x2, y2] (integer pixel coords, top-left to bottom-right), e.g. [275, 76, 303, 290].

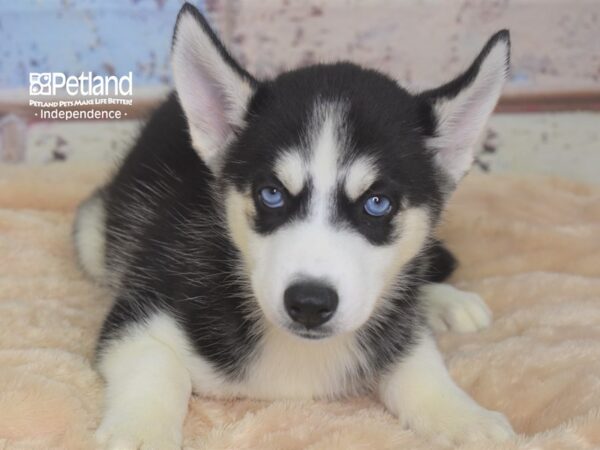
[344, 157, 378, 201]
[310, 107, 341, 192]
[307, 101, 347, 219]
[274, 151, 305, 196]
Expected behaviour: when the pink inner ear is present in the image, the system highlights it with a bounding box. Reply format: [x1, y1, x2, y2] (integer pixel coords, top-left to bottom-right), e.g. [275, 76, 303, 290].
[171, 9, 255, 171]
[432, 72, 507, 182]
[189, 69, 230, 145]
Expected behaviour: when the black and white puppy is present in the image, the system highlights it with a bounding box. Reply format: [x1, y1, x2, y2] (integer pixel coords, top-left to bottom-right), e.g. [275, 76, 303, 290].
[74, 3, 513, 448]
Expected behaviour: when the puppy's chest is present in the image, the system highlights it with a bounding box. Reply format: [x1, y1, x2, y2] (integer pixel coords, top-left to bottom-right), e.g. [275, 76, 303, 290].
[187, 330, 370, 400]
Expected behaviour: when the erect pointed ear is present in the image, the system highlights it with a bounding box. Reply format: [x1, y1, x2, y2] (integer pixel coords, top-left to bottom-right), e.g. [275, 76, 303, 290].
[171, 3, 257, 173]
[420, 30, 510, 187]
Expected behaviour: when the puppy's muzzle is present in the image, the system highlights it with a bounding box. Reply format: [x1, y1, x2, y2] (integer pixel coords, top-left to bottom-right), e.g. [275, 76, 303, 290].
[284, 280, 338, 329]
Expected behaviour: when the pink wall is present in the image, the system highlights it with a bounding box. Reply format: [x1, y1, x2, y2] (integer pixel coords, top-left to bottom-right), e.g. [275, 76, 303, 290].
[211, 0, 600, 97]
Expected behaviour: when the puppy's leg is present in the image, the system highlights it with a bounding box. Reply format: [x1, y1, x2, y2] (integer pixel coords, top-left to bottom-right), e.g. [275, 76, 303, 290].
[421, 283, 492, 333]
[95, 321, 192, 450]
[378, 333, 514, 445]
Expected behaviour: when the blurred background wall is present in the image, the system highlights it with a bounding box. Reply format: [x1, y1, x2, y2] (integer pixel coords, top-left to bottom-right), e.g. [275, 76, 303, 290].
[0, 0, 185, 89]
[0, 0, 598, 183]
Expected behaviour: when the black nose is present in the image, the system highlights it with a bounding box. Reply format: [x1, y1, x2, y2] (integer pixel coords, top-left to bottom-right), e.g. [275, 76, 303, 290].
[284, 281, 338, 329]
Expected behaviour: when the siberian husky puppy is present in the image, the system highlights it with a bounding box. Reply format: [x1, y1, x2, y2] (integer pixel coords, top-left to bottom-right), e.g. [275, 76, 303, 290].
[74, 3, 513, 448]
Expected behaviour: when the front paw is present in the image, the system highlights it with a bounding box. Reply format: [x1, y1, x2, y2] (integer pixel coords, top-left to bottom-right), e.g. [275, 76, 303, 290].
[423, 284, 492, 333]
[95, 413, 182, 450]
[403, 400, 515, 445]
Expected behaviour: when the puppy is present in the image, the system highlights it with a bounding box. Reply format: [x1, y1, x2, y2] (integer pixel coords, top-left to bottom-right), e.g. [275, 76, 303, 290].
[74, 3, 513, 448]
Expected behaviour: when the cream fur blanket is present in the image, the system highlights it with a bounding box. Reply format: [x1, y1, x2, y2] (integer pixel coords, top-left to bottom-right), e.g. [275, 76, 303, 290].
[1, 163, 599, 449]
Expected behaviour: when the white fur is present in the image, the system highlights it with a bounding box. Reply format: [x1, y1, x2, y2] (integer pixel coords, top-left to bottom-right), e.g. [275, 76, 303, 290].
[96, 315, 193, 450]
[96, 313, 511, 449]
[171, 10, 254, 173]
[96, 312, 367, 450]
[225, 102, 432, 336]
[189, 324, 367, 400]
[378, 332, 515, 445]
[96, 307, 508, 448]
[246, 206, 430, 335]
[240, 325, 366, 399]
[274, 151, 306, 196]
[421, 283, 492, 333]
[74, 192, 106, 282]
[344, 156, 378, 201]
[99, 312, 365, 401]
[308, 103, 342, 214]
[427, 38, 509, 184]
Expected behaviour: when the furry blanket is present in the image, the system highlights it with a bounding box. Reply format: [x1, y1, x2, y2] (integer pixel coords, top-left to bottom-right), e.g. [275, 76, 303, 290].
[1, 163, 599, 449]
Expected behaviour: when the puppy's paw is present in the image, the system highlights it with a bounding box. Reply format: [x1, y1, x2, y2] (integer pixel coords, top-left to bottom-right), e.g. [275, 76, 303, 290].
[443, 405, 514, 444]
[422, 283, 492, 333]
[381, 333, 513, 446]
[405, 400, 515, 445]
[95, 413, 182, 450]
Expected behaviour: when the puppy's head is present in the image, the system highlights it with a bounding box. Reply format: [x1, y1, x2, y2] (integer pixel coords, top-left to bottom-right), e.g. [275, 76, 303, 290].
[172, 3, 510, 339]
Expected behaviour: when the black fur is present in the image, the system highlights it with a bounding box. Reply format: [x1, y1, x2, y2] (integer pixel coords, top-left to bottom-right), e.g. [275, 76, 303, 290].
[96, 94, 260, 377]
[226, 63, 446, 245]
[424, 240, 459, 283]
[89, 6, 479, 380]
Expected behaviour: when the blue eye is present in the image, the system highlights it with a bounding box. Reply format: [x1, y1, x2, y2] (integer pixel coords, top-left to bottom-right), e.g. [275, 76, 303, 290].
[259, 187, 285, 208]
[364, 195, 392, 217]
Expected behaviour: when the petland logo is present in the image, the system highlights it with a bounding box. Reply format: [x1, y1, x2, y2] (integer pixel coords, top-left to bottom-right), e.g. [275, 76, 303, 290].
[29, 72, 133, 96]
[29, 72, 134, 120]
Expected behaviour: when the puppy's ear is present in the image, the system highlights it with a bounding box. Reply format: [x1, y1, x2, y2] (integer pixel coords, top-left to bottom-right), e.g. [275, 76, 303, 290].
[172, 3, 256, 173]
[420, 31, 510, 187]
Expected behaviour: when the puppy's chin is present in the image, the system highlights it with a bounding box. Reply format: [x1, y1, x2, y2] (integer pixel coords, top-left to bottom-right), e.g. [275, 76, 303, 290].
[282, 323, 336, 341]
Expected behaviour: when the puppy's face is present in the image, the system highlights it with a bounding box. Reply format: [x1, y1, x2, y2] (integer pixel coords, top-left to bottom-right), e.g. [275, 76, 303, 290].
[222, 79, 440, 339]
[171, 5, 509, 339]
